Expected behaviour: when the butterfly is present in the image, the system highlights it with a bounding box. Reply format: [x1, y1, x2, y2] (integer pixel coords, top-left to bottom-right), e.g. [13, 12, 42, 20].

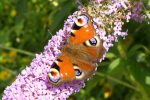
[48, 12, 105, 84]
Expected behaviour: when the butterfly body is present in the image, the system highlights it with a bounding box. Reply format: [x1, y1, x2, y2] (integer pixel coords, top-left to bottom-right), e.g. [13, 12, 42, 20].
[48, 13, 105, 84]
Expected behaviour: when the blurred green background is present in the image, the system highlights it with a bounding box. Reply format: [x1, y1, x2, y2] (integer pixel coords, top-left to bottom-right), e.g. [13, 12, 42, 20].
[0, 0, 150, 100]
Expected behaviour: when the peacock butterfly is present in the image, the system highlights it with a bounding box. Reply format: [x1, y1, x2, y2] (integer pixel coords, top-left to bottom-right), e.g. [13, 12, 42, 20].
[48, 12, 105, 84]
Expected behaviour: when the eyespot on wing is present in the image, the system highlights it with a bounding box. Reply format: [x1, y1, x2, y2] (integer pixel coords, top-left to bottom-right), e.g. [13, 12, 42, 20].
[48, 54, 76, 84]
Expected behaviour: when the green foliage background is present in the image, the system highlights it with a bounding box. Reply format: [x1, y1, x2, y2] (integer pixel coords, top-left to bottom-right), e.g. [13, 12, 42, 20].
[0, 0, 150, 99]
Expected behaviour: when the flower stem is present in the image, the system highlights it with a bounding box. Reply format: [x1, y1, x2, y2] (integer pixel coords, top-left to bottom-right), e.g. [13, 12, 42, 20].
[96, 72, 139, 91]
[0, 44, 35, 57]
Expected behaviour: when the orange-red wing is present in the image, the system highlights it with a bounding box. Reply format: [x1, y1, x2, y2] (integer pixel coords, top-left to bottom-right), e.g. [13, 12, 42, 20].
[56, 54, 75, 82]
[69, 22, 95, 44]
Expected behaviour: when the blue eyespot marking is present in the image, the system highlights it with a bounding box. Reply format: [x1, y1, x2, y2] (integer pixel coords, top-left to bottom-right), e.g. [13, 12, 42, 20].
[75, 69, 82, 76]
[89, 38, 97, 46]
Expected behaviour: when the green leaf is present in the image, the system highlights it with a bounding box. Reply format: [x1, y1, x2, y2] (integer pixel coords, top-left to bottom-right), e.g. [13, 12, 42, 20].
[108, 58, 121, 72]
[145, 76, 150, 85]
[128, 44, 143, 57]
[105, 52, 116, 59]
[129, 62, 150, 98]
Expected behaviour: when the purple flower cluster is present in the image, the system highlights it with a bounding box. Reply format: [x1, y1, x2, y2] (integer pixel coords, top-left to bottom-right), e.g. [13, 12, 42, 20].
[2, 12, 85, 100]
[131, 1, 145, 22]
[87, 0, 144, 52]
[3, 0, 145, 99]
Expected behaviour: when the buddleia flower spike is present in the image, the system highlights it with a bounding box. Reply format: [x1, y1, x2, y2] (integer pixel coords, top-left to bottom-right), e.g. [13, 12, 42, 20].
[2, 0, 146, 99]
